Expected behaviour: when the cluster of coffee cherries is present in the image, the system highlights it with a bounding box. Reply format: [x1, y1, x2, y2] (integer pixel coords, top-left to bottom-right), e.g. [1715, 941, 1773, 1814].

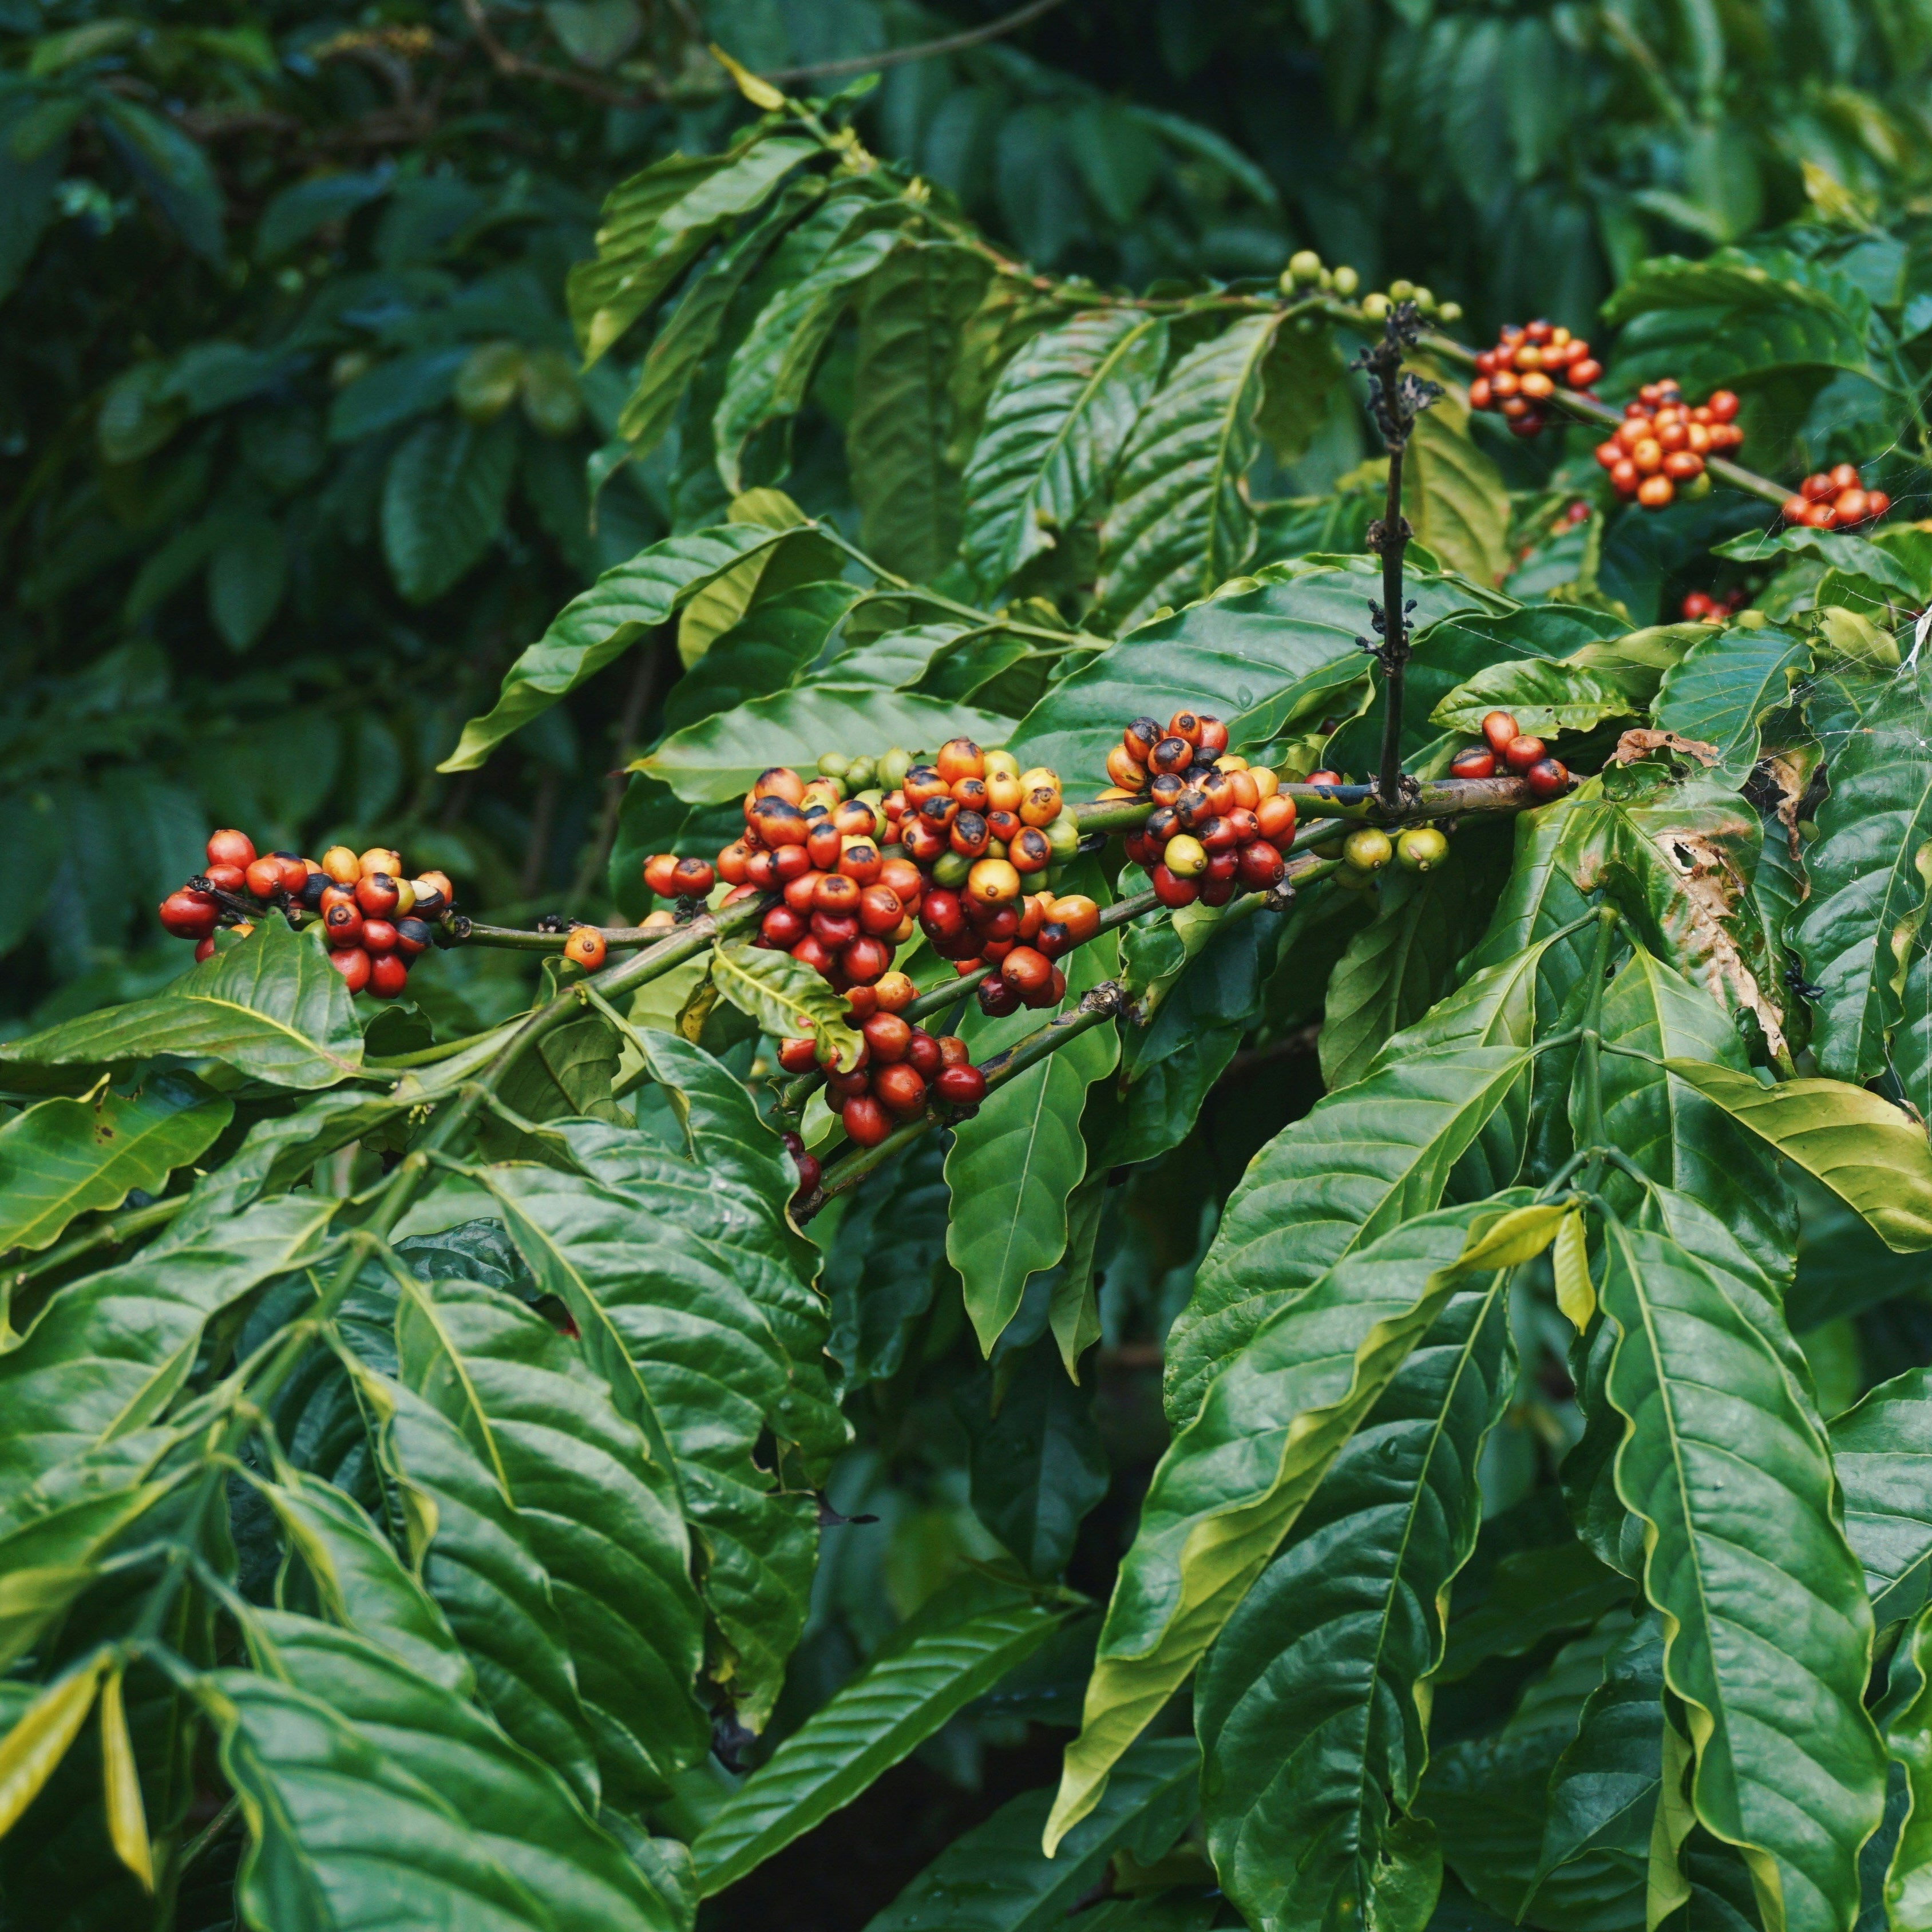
[777, 978, 989, 1159]
[937, 887, 1103, 1019]
[1468, 320, 1605, 438]
[158, 830, 452, 999]
[1680, 588, 1747, 624]
[1099, 710, 1297, 910]
[1780, 463, 1890, 530]
[1446, 710, 1571, 800]
[1593, 382, 1743, 510]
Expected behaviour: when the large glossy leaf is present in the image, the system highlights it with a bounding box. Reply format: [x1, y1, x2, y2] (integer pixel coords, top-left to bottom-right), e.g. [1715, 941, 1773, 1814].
[708, 941, 862, 1073]
[1595, 1207, 1886, 1932]
[1011, 557, 1492, 803]
[439, 524, 795, 771]
[1194, 1230, 1515, 1931]
[347, 1362, 603, 1810]
[0, 919, 362, 1092]
[1661, 1059, 1932, 1252]
[1162, 1035, 1530, 1426]
[1429, 658, 1633, 738]
[1402, 383, 1510, 587]
[617, 179, 823, 454]
[0, 1194, 334, 1519]
[382, 413, 516, 605]
[877, 1736, 1198, 1932]
[568, 133, 819, 365]
[1830, 1368, 1932, 1628]
[846, 242, 990, 581]
[1095, 314, 1281, 630]
[395, 1271, 708, 1804]
[215, 1611, 684, 1932]
[1047, 1197, 1564, 1854]
[0, 1075, 229, 1255]
[960, 308, 1167, 594]
[823, 1134, 952, 1388]
[1654, 624, 1812, 786]
[639, 684, 1011, 804]
[947, 905, 1120, 1354]
[1791, 666, 1932, 1082]
[691, 1584, 1080, 1894]
[713, 227, 902, 494]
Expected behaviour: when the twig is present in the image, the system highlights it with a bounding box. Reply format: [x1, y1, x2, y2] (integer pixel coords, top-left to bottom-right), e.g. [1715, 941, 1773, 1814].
[1353, 301, 1439, 811]
[755, 0, 1074, 82]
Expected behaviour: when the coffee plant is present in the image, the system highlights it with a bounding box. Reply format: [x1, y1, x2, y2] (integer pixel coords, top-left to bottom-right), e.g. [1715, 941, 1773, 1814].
[10, 40, 1932, 1932]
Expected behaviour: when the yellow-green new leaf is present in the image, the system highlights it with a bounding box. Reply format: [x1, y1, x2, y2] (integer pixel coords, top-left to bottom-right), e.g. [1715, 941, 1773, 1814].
[1662, 1060, 1932, 1252]
[99, 1665, 152, 1892]
[710, 942, 862, 1070]
[1044, 1194, 1561, 1855]
[0, 1653, 109, 1840]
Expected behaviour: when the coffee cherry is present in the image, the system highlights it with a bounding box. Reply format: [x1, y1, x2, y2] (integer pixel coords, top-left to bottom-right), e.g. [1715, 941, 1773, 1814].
[842, 1095, 891, 1146]
[813, 870, 859, 914]
[905, 1030, 944, 1079]
[358, 848, 402, 882]
[1449, 746, 1495, 780]
[1035, 920, 1072, 959]
[861, 1012, 912, 1064]
[194, 936, 216, 963]
[874, 971, 916, 1013]
[1480, 711, 1519, 755]
[937, 1064, 988, 1108]
[936, 738, 985, 784]
[1343, 827, 1392, 872]
[564, 926, 607, 969]
[362, 919, 399, 956]
[1636, 474, 1674, 508]
[1196, 715, 1230, 755]
[966, 858, 1021, 907]
[207, 829, 257, 869]
[329, 946, 372, 993]
[1150, 864, 1199, 909]
[1009, 826, 1052, 874]
[205, 862, 248, 894]
[324, 902, 365, 949]
[750, 767, 806, 806]
[1149, 735, 1193, 777]
[1164, 834, 1209, 879]
[672, 857, 715, 898]
[355, 873, 400, 917]
[813, 911, 860, 951]
[1503, 735, 1546, 774]
[160, 888, 219, 940]
[977, 975, 1022, 1018]
[243, 856, 284, 900]
[1396, 827, 1449, 872]
[366, 952, 408, 1001]
[873, 1062, 928, 1116]
[778, 1036, 819, 1074]
[760, 905, 807, 950]
[827, 1060, 871, 1097]
[790, 1151, 821, 1202]
[1237, 840, 1286, 889]
[1306, 770, 1342, 788]
[1254, 794, 1297, 846]
[1526, 757, 1571, 800]
[842, 936, 892, 984]
[1000, 946, 1052, 999]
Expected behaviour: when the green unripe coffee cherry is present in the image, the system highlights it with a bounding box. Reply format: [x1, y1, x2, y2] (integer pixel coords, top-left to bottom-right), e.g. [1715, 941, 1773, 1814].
[880, 747, 912, 787]
[1333, 861, 1375, 889]
[1343, 826, 1393, 873]
[1410, 285, 1435, 313]
[1042, 862, 1064, 891]
[1388, 278, 1415, 303]
[846, 755, 878, 791]
[1287, 248, 1323, 286]
[1437, 300, 1462, 323]
[817, 752, 851, 779]
[1395, 826, 1449, 873]
[1044, 811, 1081, 861]
[1682, 470, 1713, 500]
[1332, 264, 1359, 296]
[855, 788, 885, 814]
[1165, 834, 1209, 879]
[931, 849, 972, 888]
[1361, 291, 1390, 320]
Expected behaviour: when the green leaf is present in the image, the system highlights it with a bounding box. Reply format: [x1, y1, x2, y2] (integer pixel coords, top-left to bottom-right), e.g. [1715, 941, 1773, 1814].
[1048, 1197, 1565, 1854]
[0, 919, 363, 1092]
[395, 1271, 708, 1804]
[823, 1135, 951, 1389]
[1254, 319, 1344, 468]
[878, 1736, 1199, 1931]
[712, 227, 902, 495]
[0, 94, 70, 304]
[617, 181, 823, 455]
[0, 1076, 230, 1256]
[1011, 556, 1493, 787]
[346, 1363, 604, 1811]
[709, 942, 862, 1072]
[691, 1585, 1080, 1894]
[0, 1195, 334, 1519]
[960, 308, 1167, 595]
[660, 580, 857, 733]
[1595, 1207, 1886, 1932]
[1791, 667, 1932, 1083]
[568, 134, 820, 366]
[207, 513, 286, 649]
[382, 414, 517, 605]
[674, 498, 842, 669]
[96, 97, 224, 262]
[639, 684, 1011, 806]
[440, 524, 794, 770]
[1715, 526, 1927, 600]
[215, 1612, 685, 1932]
[1428, 658, 1634, 738]
[1194, 1229, 1514, 1932]
[1654, 624, 1812, 786]
[1885, 1600, 1932, 1930]
[1402, 386, 1511, 587]
[1829, 1368, 1932, 1627]
[1661, 1059, 1932, 1252]
[1318, 846, 1490, 1092]
[947, 906, 1120, 1354]
[1096, 314, 1282, 630]
[960, 1343, 1110, 1579]
[848, 242, 991, 581]
[1438, 1539, 1633, 1684]
[254, 1469, 471, 1696]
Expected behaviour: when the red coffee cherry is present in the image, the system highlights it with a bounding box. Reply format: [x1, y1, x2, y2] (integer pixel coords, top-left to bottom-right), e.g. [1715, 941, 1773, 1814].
[937, 1064, 988, 1108]
[841, 936, 892, 984]
[324, 902, 365, 949]
[1503, 735, 1546, 774]
[1237, 841, 1285, 889]
[1526, 757, 1571, 800]
[1450, 746, 1497, 780]
[811, 912, 860, 949]
[355, 873, 400, 917]
[977, 975, 1022, 1018]
[873, 1062, 928, 1116]
[790, 1152, 821, 1201]
[393, 916, 433, 959]
[329, 947, 372, 993]
[206, 828, 257, 869]
[159, 889, 219, 940]
[905, 1030, 943, 1079]
[759, 905, 807, 950]
[672, 857, 715, 897]
[369, 953, 409, 1000]
[1001, 946, 1052, 998]
[1195, 715, 1229, 755]
[842, 1095, 891, 1147]
[244, 856, 284, 900]
[1480, 711, 1519, 755]
[862, 1013, 912, 1063]
[361, 919, 399, 956]
[1150, 865, 1199, 909]
[1149, 735, 1193, 777]
[778, 1036, 818, 1074]
[643, 853, 681, 897]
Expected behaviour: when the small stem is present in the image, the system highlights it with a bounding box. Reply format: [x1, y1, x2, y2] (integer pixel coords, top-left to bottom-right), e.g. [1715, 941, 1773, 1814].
[1070, 773, 1538, 839]
[7, 1194, 189, 1293]
[1377, 440, 1409, 809]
